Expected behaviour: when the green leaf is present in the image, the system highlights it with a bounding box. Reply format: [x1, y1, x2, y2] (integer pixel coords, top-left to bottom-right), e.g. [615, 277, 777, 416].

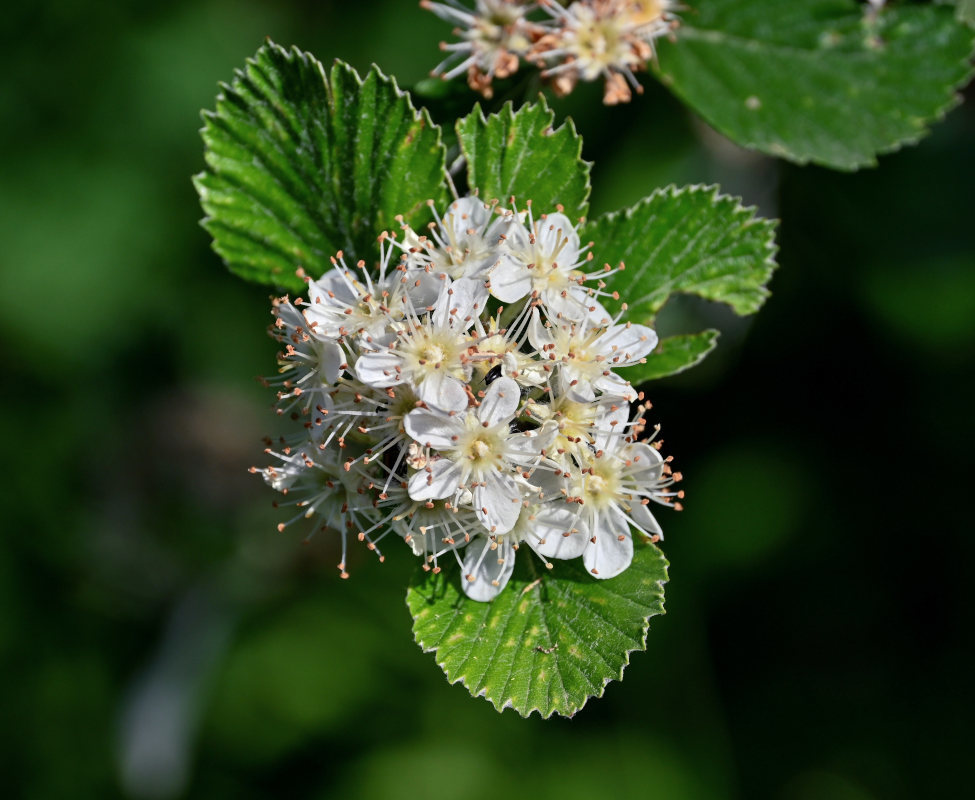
[195, 42, 448, 291]
[655, 0, 975, 169]
[407, 542, 668, 718]
[585, 184, 777, 316]
[631, 330, 720, 384]
[456, 99, 591, 218]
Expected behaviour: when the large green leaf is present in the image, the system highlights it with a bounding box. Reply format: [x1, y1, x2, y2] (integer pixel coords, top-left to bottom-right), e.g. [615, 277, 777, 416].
[195, 43, 448, 291]
[655, 0, 975, 169]
[456, 99, 591, 218]
[407, 542, 668, 718]
[582, 185, 775, 382]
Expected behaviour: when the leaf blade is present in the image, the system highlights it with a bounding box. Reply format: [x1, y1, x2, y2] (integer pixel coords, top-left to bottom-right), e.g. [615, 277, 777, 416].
[407, 542, 668, 718]
[456, 99, 591, 217]
[195, 43, 448, 291]
[656, 0, 975, 169]
[584, 184, 778, 319]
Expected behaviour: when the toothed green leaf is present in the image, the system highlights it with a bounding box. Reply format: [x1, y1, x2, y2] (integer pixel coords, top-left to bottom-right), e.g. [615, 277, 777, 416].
[656, 0, 975, 169]
[456, 99, 591, 218]
[407, 542, 668, 718]
[195, 43, 448, 291]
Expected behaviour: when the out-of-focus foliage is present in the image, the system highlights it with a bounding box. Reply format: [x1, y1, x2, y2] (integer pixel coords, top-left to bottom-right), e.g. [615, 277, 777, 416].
[656, 0, 975, 169]
[2, 2, 974, 799]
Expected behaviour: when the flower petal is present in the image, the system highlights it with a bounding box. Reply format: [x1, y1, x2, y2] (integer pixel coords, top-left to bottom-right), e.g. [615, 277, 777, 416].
[461, 537, 515, 602]
[530, 505, 588, 560]
[488, 257, 532, 303]
[416, 370, 469, 413]
[597, 323, 658, 365]
[354, 350, 401, 387]
[477, 376, 520, 427]
[583, 504, 633, 579]
[408, 458, 464, 501]
[404, 409, 463, 450]
[474, 471, 522, 534]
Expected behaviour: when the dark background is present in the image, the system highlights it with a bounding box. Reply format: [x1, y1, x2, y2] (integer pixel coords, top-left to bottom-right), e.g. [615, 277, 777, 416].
[2, 2, 973, 798]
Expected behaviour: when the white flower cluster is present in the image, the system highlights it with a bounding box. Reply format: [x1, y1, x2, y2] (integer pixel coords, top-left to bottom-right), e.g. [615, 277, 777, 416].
[422, 0, 679, 104]
[254, 196, 682, 601]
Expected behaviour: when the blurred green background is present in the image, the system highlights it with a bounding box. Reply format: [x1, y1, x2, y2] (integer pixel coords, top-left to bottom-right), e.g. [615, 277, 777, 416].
[2, 1, 973, 798]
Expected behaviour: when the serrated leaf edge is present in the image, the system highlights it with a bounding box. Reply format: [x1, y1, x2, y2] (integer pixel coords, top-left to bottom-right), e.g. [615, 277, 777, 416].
[193, 41, 448, 288]
[659, 11, 975, 169]
[408, 546, 669, 719]
[588, 183, 780, 319]
[456, 95, 593, 218]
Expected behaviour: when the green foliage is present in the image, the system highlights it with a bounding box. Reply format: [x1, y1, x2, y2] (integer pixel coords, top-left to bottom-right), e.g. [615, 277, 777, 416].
[456, 99, 591, 218]
[655, 0, 975, 169]
[195, 43, 448, 291]
[629, 330, 720, 384]
[583, 186, 776, 380]
[408, 542, 668, 718]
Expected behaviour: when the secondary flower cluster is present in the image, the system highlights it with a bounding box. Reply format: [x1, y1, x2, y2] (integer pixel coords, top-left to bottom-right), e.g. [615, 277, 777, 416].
[254, 196, 682, 600]
[421, 0, 679, 104]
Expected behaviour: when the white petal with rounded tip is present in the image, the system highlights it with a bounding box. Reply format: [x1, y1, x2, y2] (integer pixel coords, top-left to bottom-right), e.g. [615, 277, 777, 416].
[447, 196, 491, 234]
[536, 213, 579, 258]
[527, 308, 554, 353]
[477, 376, 520, 427]
[416, 370, 469, 413]
[308, 268, 357, 308]
[530, 506, 588, 560]
[462, 538, 515, 602]
[405, 267, 442, 307]
[474, 472, 522, 534]
[623, 442, 665, 479]
[488, 257, 532, 303]
[354, 351, 401, 387]
[404, 409, 463, 450]
[597, 323, 658, 364]
[432, 277, 478, 330]
[314, 338, 344, 385]
[593, 370, 636, 401]
[592, 404, 629, 452]
[583, 504, 634, 579]
[504, 421, 557, 464]
[628, 500, 663, 537]
[408, 458, 464, 501]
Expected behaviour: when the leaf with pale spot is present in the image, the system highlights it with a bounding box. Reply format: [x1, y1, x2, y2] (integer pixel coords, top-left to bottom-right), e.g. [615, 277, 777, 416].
[655, 0, 975, 169]
[407, 542, 668, 718]
[195, 43, 448, 291]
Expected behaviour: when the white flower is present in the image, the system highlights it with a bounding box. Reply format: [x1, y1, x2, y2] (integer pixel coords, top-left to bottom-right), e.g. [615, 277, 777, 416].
[422, 0, 545, 96]
[528, 307, 657, 402]
[399, 196, 512, 281]
[303, 237, 433, 341]
[404, 376, 555, 534]
[565, 412, 682, 579]
[536, 0, 678, 104]
[267, 297, 345, 413]
[461, 474, 587, 600]
[355, 277, 483, 412]
[255, 200, 682, 599]
[489, 207, 609, 324]
[252, 440, 382, 579]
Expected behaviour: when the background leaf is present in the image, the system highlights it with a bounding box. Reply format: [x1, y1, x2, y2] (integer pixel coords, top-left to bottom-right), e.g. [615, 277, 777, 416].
[456, 99, 591, 218]
[655, 0, 975, 169]
[628, 330, 720, 384]
[582, 185, 776, 380]
[195, 42, 448, 291]
[407, 542, 668, 718]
